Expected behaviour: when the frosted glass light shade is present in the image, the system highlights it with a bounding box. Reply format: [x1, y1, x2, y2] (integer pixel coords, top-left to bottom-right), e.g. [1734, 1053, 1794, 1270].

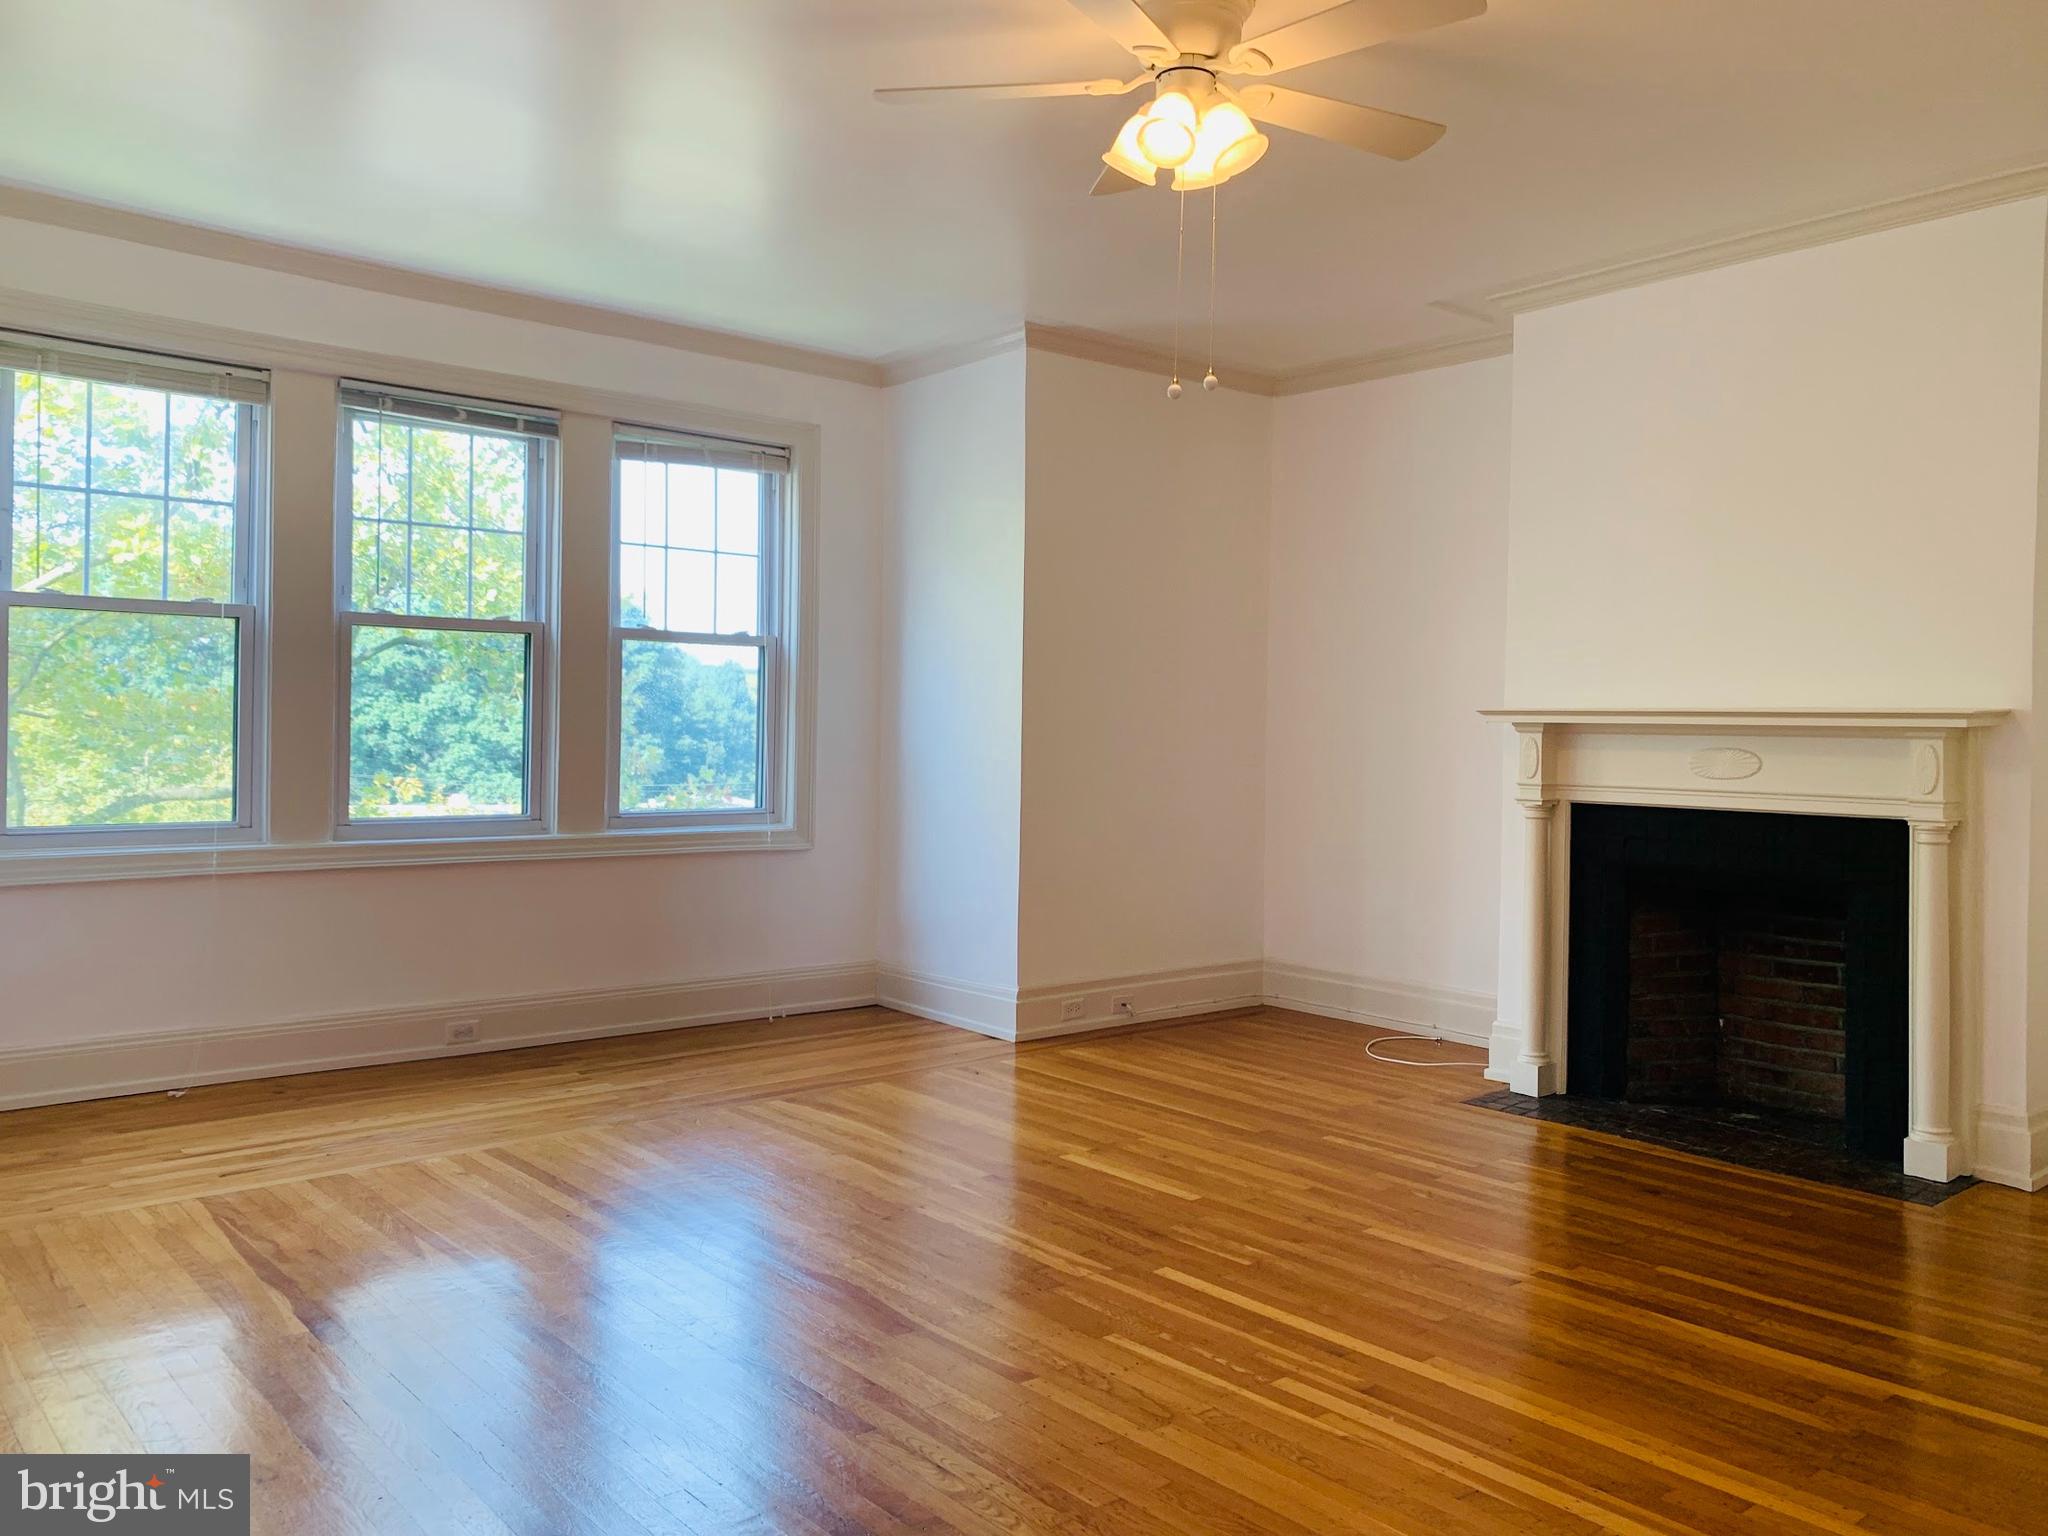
[1102, 111, 1157, 184]
[1173, 100, 1267, 190]
[1135, 90, 1198, 168]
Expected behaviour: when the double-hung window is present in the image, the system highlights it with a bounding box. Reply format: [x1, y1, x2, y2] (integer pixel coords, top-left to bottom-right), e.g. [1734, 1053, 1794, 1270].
[337, 384, 555, 837]
[611, 427, 791, 828]
[1, 334, 266, 848]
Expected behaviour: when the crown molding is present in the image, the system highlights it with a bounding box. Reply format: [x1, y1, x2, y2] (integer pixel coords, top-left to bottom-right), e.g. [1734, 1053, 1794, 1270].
[1271, 329, 1513, 396]
[0, 183, 888, 388]
[880, 322, 1286, 395]
[1480, 159, 2048, 318]
[878, 328, 1027, 387]
[1022, 322, 1281, 396]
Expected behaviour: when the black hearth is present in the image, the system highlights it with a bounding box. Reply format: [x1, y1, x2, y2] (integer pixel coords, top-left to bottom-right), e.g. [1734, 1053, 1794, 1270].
[1566, 804, 1909, 1164]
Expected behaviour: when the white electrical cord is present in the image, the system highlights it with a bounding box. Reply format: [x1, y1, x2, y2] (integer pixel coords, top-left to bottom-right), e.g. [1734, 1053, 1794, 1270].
[1364, 1035, 1487, 1068]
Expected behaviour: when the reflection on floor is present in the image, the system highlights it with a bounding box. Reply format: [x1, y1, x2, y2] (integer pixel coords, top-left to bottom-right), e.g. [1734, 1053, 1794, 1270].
[2, 1005, 2045, 1535]
[1469, 1089, 1977, 1205]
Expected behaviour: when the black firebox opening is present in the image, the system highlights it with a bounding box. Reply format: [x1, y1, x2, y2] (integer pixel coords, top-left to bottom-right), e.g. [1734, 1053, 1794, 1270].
[1566, 804, 1909, 1164]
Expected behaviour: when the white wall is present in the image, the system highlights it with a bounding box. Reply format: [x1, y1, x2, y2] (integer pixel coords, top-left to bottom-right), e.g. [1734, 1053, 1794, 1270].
[1500, 196, 2048, 1142]
[878, 352, 1027, 996]
[1264, 357, 1512, 1010]
[1017, 350, 1269, 988]
[0, 217, 884, 1048]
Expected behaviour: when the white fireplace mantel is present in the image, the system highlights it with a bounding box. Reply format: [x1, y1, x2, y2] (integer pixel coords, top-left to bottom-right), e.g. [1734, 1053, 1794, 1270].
[1478, 706, 2010, 1183]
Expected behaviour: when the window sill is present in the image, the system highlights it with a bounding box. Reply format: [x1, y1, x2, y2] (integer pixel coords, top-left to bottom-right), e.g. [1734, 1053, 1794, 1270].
[0, 824, 812, 888]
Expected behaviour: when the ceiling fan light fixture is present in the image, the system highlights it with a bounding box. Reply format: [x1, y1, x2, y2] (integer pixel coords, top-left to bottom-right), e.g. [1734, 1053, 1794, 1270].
[1134, 87, 1199, 168]
[1172, 99, 1266, 190]
[1102, 110, 1159, 183]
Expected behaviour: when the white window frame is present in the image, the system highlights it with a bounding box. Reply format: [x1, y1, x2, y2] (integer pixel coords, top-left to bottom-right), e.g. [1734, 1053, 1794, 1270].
[0, 336, 268, 853]
[333, 384, 557, 842]
[606, 426, 794, 832]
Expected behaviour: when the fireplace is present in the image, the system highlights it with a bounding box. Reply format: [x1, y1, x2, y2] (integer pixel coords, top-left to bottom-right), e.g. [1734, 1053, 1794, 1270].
[1565, 804, 1908, 1162]
[1479, 708, 2008, 1184]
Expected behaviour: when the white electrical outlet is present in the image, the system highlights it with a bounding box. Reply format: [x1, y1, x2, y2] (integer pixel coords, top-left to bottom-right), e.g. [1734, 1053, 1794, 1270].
[1061, 996, 1086, 1022]
[445, 1017, 480, 1045]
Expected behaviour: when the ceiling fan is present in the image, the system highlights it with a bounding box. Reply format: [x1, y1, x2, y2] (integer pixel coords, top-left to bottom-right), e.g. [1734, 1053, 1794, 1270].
[876, 0, 1484, 195]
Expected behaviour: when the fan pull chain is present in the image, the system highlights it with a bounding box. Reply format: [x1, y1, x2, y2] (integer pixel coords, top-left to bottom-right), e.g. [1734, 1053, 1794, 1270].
[1167, 188, 1186, 399]
[1203, 186, 1219, 392]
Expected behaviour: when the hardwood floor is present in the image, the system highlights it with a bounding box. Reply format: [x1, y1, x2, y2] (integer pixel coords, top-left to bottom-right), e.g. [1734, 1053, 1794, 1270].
[3, 1005, 2046, 1535]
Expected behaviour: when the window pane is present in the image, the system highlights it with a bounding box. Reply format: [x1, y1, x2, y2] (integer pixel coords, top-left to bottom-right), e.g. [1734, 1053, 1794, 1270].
[619, 639, 760, 813]
[88, 493, 166, 598]
[716, 469, 760, 555]
[5, 606, 237, 828]
[716, 553, 758, 635]
[408, 424, 469, 525]
[470, 531, 525, 621]
[10, 488, 85, 593]
[167, 500, 233, 600]
[618, 459, 653, 545]
[348, 625, 528, 820]
[345, 411, 535, 619]
[666, 549, 714, 632]
[85, 384, 166, 495]
[666, 465, 715, 549]
[409, 524, 471, 617]
[471, 435, 527, 531]
[168, 395, 237, 501]
[619, 543, 658, 630]
[25, 374, 88, 485]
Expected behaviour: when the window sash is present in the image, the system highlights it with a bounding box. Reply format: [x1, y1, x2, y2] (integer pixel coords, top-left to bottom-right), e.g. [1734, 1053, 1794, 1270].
[0, 597, 260, 846]
[610, 633, 776, 825]
[334, 611, 548, 839]
[1, 360, 265, 850]
[336, 405, 550, 624]
[608, 442, 787, 829]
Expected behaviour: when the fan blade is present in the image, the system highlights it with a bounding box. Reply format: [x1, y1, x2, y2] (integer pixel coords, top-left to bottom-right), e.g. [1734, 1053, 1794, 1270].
[1236, 85, 1446, 159]
[1064, 0, 1175, 57]
[1091, 164, 1146, 196]
[875, 76, 1144, 103]
[1229, 0, 1485, 75]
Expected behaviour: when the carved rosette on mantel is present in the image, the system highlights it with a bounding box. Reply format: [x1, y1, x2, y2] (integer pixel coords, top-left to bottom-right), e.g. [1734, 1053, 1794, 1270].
[1477, 707, 2009, 1184]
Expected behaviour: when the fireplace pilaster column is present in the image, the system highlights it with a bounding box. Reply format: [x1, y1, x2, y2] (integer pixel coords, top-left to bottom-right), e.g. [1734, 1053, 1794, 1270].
[1509, 799, 1559, 1096]
[1904, 819, 1961, 1182]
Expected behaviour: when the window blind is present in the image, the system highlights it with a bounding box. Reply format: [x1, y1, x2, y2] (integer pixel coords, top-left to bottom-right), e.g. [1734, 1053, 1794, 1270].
[340, 382, 558, 439]
[0, 330, 269, 405]
[616, 425, 790, 475]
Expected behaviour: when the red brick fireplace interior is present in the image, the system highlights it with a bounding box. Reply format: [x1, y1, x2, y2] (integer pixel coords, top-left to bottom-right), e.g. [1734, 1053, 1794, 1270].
[1626, 899, 1848, 1119]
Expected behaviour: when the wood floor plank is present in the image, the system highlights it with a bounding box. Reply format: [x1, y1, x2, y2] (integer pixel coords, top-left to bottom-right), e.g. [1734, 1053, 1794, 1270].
[2, 1005, 2046, 1533]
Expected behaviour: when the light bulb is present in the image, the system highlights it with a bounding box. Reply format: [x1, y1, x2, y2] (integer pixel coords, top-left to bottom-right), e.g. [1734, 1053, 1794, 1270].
[1136, 90, 1199, 169]
[1173, 100, 1268, 191]
[1166, 379, 1183, 399]
[1202, 371, 1219, 392]
[1101, 111, 1156, 185]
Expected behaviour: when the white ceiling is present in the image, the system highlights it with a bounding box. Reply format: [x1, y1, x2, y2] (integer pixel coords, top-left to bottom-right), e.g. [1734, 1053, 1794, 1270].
[2, 0, 2046, 376]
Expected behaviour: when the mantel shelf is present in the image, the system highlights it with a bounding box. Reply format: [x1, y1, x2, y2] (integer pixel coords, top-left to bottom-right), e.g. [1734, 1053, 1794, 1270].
[1478, 708, 2011, 732]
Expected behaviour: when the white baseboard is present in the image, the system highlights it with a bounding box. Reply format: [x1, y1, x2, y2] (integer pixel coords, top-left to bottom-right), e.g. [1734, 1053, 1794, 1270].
[877, 960, 1265, 1042]
[0, 963, 879, 1112]
[1014, 961, 1266, 1041]
[1261, 961, 1496, 1046]
[875, 967, 1018, 1039]
[1973, 1105, 2048, 1191]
